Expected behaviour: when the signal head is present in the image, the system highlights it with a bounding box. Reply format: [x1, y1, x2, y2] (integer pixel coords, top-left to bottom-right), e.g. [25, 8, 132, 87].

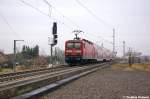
[52, 22, 57, 34]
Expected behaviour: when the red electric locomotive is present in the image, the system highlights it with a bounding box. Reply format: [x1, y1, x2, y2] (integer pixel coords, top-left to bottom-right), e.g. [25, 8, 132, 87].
[65, 37, 113, 65]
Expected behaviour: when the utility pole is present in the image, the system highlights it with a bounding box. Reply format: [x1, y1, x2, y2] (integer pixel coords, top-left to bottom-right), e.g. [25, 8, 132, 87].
[123, 41, 125, 57]
[128, 47, 133, 67]
[113, 28, 115, 57]
[13, 40, 24, 72]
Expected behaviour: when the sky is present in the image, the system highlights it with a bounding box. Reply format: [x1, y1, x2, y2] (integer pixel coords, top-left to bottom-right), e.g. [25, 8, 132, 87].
[0, 0, 150, 56]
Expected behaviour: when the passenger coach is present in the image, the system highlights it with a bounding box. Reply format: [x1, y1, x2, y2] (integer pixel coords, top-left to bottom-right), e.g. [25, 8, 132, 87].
[65, 38, 113, 65]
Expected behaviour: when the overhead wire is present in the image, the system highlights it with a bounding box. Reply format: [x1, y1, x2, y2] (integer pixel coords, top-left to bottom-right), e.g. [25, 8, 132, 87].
[0, 6, 43, 52]
[0, 10, 26, 53]
[75, 0, 113, 30]
[43, 0, 81, 30]
[0, 10, 21, 38]
[20, 0, 49, 17]
[74, 0, 116, 45]
[2, 0, 128, 55]
[19, 0, 65, 55]
[1, 17, 37, 49]
[19, 0, 74, 30]
[42, 0, 97, 41]
[20, 0, 116, 51]
[75, 0, 141, 54]
[20, 0, 114, 47]
[42, 0, 113, 45]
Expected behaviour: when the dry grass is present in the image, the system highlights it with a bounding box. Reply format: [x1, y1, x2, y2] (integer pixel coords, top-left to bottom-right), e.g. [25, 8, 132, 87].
[0, 66, 30, 74]
[0, 65, 48, 74]
[123, 67, 134, 71]
[0, 68, 13, 74]
[112, 64, 128, 70]
[112, 61, 150, 72]
[15, 65, 30, 72]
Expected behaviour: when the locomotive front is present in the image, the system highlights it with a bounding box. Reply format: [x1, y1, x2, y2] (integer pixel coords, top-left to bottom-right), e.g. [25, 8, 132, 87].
[65, 40, 83, 65]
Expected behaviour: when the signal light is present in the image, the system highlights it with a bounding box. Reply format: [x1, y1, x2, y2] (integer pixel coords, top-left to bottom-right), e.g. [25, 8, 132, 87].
[53, 34, 57, 45]
[52, 22, 57, 35]
[52, 22, 58, 45]
[54, 34, 57, 38]
[54, 39, 57, 44]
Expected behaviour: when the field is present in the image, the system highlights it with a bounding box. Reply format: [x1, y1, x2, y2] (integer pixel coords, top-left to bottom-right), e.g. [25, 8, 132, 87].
[112, 61, 150, 72]
[0, 68, 13, 74]
[0, 66, 35, 74]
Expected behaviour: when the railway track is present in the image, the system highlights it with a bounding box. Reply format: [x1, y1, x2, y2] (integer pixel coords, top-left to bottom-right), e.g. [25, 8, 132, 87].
[0, 65, 67, 83]
[0, 62, 113, 99]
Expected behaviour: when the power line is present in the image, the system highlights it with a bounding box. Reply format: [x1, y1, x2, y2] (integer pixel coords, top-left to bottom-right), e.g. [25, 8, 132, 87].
[42, 0, 81, 29]
[20, 0, 49, 17]
[20, 0, 113, 46]
[113, 28, 115, 56]
[19, 0, 74, 30]
[1, 11, 40, 46]
[0, 11, 21, 38]
[42, 1, 95, 39]
[123, 41, 125, 57]
[43, 0, 114, 45]
[75, 0, 113, 30]
[0, 9, 48, 52]
[0, 9, 39, 49]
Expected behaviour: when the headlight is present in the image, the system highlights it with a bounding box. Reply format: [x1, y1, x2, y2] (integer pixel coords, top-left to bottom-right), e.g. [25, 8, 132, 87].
[75, 50, 81, 53]
[66, 50, 72, 53]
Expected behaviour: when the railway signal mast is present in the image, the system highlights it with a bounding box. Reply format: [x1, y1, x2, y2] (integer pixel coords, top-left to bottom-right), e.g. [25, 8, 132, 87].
[52, 22, 58, 45]
[49, 22, 58, 66]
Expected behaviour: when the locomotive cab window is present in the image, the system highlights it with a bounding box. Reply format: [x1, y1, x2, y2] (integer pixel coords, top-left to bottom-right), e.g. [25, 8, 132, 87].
[66, 43, 74, 49]
[74, 43, 81, 49]
[66, 42, 81, 49]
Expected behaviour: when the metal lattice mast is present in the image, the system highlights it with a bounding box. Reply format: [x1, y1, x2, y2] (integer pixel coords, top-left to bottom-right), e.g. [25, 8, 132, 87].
[113, 28, 115, 57]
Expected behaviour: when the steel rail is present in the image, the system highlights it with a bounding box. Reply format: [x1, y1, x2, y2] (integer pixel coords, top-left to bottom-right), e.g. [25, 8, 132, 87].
[0, 65, 65, 78]
[0, 65, 89, 89]
[0, 62, 112, 99]
[13, 63, 110, 99]
[0, 65, 67, 83]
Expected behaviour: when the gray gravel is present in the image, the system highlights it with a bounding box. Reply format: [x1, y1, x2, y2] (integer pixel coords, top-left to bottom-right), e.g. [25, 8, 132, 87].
[39, 68, 150, 99]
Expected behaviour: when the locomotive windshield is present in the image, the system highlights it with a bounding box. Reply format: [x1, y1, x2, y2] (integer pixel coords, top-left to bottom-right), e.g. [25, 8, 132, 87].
[66, 42, 81, 49]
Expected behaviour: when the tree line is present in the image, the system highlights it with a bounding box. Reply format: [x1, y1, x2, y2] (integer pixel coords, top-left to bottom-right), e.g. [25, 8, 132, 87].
[22, 45, 39, 59]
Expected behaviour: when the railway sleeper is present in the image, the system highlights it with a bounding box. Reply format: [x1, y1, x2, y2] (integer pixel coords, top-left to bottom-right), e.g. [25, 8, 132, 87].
[0, 66, 96, 99]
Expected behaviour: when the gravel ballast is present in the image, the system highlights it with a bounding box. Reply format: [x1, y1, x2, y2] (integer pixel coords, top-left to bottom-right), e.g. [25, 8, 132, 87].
[39, 68, 150, 99]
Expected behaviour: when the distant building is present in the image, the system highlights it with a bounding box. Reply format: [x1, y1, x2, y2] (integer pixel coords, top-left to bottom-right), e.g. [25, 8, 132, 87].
[140, 56, 150, 62]
[0, 52, 8, 64]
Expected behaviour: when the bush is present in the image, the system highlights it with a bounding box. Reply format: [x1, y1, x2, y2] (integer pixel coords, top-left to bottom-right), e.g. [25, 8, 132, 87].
[0, 67, 2, 72]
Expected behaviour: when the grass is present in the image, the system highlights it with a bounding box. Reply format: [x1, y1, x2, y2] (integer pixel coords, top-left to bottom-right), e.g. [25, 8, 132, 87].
[0, 68, 13, 74]
[0, 65, 32, 74]
[0, 66, 30, 74]
[0, 68, 2, 72]
[0, 65, 47, 74]
[112, 61, 150, 72]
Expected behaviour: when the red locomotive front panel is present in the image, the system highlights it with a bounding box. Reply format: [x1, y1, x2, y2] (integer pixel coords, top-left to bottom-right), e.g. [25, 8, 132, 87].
[65, 39, 97, 64]
[65, 40, 83, 64]
[65, 40, 83, 56]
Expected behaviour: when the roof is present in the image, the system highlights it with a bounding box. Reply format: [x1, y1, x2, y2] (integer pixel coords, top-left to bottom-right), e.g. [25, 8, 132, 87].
[66, 39, 93, 45]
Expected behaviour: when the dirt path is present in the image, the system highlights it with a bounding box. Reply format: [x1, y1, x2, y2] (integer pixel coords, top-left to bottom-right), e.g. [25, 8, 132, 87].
[39, 67, 150, 99]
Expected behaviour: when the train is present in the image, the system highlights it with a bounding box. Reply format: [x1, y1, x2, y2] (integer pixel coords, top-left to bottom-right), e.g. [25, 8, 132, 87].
[65, 37, 113, 65]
